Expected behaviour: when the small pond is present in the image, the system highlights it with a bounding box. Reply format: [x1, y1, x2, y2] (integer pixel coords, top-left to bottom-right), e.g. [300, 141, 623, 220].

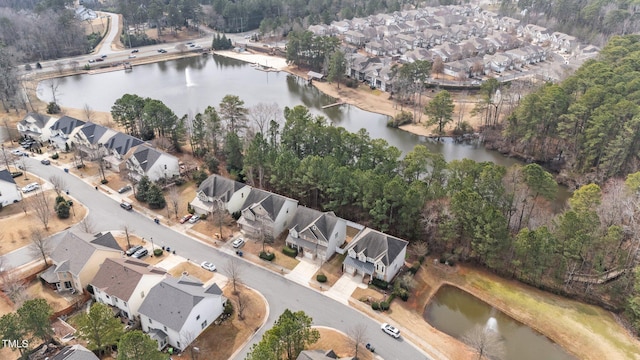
[424, 285, 575, 360]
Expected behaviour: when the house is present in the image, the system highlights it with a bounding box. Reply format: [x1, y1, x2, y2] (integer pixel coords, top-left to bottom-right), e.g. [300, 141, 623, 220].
[484, 53, 512, 73]
[49, 116, 86, 150]
[343, 30, 367, 46]
[138, 276, 226, 351]
[0, 169, 21, 206]
[17, 113, 56, 142]
[91, 258, 167, 320]
[365, 41, 386, 56]
[309, 24, 330, 36]
[237, 189, 298, 239]
[297, 349, 354, 360]
[51, 344, 99, 360]
[342, 227, 408, 282]
[103, 132, 144, 159]
[40, 231, 122, 293]
[285, 206, 347, 260]
[73, 122, 118, 159]
[123, 143, 179, 182]
[190, 174, 251, 216]
[331, 21, 350, 33]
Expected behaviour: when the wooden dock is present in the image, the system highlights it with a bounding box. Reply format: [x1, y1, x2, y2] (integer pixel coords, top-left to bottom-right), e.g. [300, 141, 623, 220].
[322, 101, 344, 109]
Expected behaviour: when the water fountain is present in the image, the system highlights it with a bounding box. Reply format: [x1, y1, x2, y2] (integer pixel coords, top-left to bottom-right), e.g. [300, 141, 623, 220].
[485, 317, 498, 333]
[185, 67, 196, 87]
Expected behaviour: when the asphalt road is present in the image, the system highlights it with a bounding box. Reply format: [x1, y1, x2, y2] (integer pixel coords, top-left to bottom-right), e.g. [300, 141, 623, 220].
[4, 155, 430, 360]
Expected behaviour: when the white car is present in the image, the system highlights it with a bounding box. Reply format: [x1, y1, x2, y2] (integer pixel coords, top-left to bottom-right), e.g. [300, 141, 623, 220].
[201, 261, 217, 272]
[11, 149, 24, 156]
[21, 183, 39, 193]
[381, 323, 400, 338]
[188, 215, 200, 224]
[232, 238, 245, 248]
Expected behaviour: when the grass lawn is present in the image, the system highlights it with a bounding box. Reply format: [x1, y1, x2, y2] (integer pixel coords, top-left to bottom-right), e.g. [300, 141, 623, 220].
[167, 261, 214, 283]
[25, 280, 73, 313]
[313, 253, 347, 287]
[309, 327, 375, 360]
[177, 284, 266, 360]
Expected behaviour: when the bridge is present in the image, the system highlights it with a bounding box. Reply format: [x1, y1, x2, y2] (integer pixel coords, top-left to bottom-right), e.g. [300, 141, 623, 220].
[565, 268, 627, 284]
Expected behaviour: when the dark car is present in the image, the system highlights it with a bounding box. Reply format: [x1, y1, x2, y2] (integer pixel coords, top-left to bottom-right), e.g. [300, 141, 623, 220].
[101, 54, 107, 58]
[95, 58, 104, 62]
[10, 171, 23, 178]
[118, 185, 132, 194]
[126, 245, 143, 256]
[131, 49, 139, 53]
[40, 159, 50, 165]
[132, 248, 148, 259]
[120, 202, 133, 210]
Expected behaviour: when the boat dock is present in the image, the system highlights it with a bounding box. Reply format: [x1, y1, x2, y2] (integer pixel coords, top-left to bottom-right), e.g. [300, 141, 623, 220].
[322, 101, 344, 109]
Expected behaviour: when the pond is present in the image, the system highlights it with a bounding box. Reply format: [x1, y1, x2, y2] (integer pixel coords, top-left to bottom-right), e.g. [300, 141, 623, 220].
[424, 285, 575, 360]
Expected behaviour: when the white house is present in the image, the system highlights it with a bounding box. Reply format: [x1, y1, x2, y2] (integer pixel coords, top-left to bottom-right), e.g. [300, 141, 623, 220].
[285, 206, 347, 260]
[138, 276, 226, 351]
[237, 189, 298, 239]
[17, 113, 56, 142]
[91, 258, 167, 320]
[73, 122, 119, 159]
[123, 144, 179, 182]
[0, 170, 21, 207]
[48, 116, 86, 150]
[342, 228, 408, 282]
[189, 174, 252, 216]
[40, 231, 122, 293]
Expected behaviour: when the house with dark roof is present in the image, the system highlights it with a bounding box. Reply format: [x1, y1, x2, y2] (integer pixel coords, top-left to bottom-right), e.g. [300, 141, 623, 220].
[0, 169, 21, 206]
[190, 174, 251, 216]
[48, 116, 86, 150]
[73, 122, 118, 159]
[123, 143, 179, 182]
[50, 344, 99, 360]
[285, 206, 347, 261]
[297, 349, 354, 360]
[342, 228, 408, 282]
[237, 188, 298, 239]
[138, 276, 226, 351]
[40, 231, 122, 293]
[17, 113, 56, 142]
[91, 258, 167, 320]
[103, 132, 143, 159]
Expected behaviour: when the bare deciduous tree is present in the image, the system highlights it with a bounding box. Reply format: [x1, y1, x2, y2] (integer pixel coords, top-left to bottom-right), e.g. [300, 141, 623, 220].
[463, 325, 506, 360]
[167, 186, 181, 220]
[224, 258, 244, 294]
[249, 102, 281, 134]
[79, 217, 95, 234]
[152, 137, 175, 153]
[410, 240, 429, 259]
[348, 323, 368, 359]
[83, 104, 95, 122]
[29, 229, 51, 266]
[122, 224, 133, 250]
[29, 189, 51, 230]
[49, 175, 66, 196]
[69, 60, 80, 72]
[0, 263, 30, 307]
[53, 62, 65, 75]
[235, 289, 247, 320]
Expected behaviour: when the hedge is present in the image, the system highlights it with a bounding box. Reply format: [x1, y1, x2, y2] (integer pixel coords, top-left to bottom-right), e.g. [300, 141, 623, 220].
[371, 302, 380, 310]
[316, 274, 327, 283]
[259, 251, 275, 261]
[153, 248, 163, 257]
[371, 278, 389, 290]
[380, 301, 390, 311]
[282, 246, 298, 258]
[409, 261, 421, 274]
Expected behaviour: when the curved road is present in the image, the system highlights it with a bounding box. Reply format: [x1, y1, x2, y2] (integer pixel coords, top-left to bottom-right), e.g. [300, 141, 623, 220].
[3, 156, 431, 360]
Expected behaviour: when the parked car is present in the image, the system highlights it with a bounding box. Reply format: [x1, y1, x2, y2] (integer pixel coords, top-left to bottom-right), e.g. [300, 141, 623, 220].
[126, 245, 143, 256]
[179, 214, 193, 224]
[131, 49, 139, 53]
[101, 54, 107, 58]
[10, 171, 23, 178]
[95, 58, 104, 62]
[132, 248, 148, 259]
[118, 185, 132, 194]
[120, 202, 133, 210]
[40, 159, 50, 165]
[201, 261, 217, 272]
[128, 55, 136, 59]
[21, 183, 39, 193]
[381, 323, 400, 339]
[88, 59, 95, 63]
[232, 238, 245, 248]
[10, 149, 24, 156]
[188, 215, 200, 224]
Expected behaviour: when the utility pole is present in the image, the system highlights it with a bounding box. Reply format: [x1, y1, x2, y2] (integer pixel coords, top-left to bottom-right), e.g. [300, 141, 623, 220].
[0, 144, 9, 169]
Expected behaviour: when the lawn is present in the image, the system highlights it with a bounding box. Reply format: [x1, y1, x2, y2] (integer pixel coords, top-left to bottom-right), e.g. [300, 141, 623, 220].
[309, 327, 375, 360]
[167, 261, 214, 283]
[313, 253, 347, 287]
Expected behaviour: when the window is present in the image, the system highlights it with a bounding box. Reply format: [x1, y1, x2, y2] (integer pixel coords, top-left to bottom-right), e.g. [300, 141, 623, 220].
[177, 341, 181, 348]
[201, 320, 208, 329]
[164, 326, 167, 331]
[114, 298, 118, 303]
[105, 295, 110, 299]
[149, 319, 153, 324]
[196, 315, 200, 320]
[123, 302, 127, 306]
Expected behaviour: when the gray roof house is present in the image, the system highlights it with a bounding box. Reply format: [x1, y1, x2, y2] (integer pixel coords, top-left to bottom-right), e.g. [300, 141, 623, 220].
[0, 169, 21, 207]
[51, 344, 99, 360]
[285, 206, 347, 261]
[40, 231, 122, 293]
[237, 188, 298, 239]
[190, 174, 252, 216]
[342, 227, 408, 282]
[103, 132, 143, 158]
[138, 276, 226, 351]
[123, 143, 180, 182]
[49, 116, 86, 150]
[17, 113, 56, 142]
[297, 349, 354, 360]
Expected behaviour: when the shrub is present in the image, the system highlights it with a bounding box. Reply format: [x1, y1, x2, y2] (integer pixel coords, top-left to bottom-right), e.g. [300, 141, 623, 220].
[101, 179, 109, 184]
[187, 203, 195, 214]
[232, 211, 241, 220]
[418, 255, 425, 264]
[371, 302, 380, 310]
[56, 201, 70, 219]
[259, 251, 275, 261]
[173, 177, 186, 186]
[399, 291, 409, 301]
[55, 196, 66, 205]
[380, 301, 390, 311]
[199, 213, 208, 220]
[46, 102, 60, 114]
[51, 153, 59, 160]
[387, 110, 413, 128]
[316, 274, 327, 283]
[439, 257, 447, 264]
[25, 64, 32, 71]
[282, 246, 298, 258]
[223, 300, 234, 316]
[371, 278, 389, 290]
[192, 170, 208, 187]
[409, 261, 421, 275]
[153, 248, 163, 257]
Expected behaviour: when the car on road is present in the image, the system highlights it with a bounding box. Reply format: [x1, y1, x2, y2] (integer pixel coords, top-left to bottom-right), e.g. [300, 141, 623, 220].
[40, 159, 50, 165]
[21, 183, 39, 193]
[132, 248, 148, 259]
[381, 323, 400, 338]
[118, 185, 132, 194]
[188, 215, 200, 224]
[232, 238, 245, 248]
[95, 58, 104, 62]
[10, 171, 23, 178]
[157, 49, 167, 53]
[126, 245, 143, 256]
[10, 149, 24, 156]
[128, 55, 136, 59]
[179, 214, 193, 224]
[201, 261, 217, 272]
[88, 59, 95, 63]
[120, 202, 133, 210]
[101, 54, 107, 58]
[131, 49, 139, 53]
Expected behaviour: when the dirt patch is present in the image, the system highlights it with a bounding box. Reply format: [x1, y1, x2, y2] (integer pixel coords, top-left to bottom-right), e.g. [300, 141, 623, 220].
[308, 327, 375, 360]
[175, 284, 266, 360]
[113, 234, 145, 252]
[313, 253, 346, 287]
[167, 261, 214, 283]
[25, 280, 72, 313]
[0, 189, 87, 256]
